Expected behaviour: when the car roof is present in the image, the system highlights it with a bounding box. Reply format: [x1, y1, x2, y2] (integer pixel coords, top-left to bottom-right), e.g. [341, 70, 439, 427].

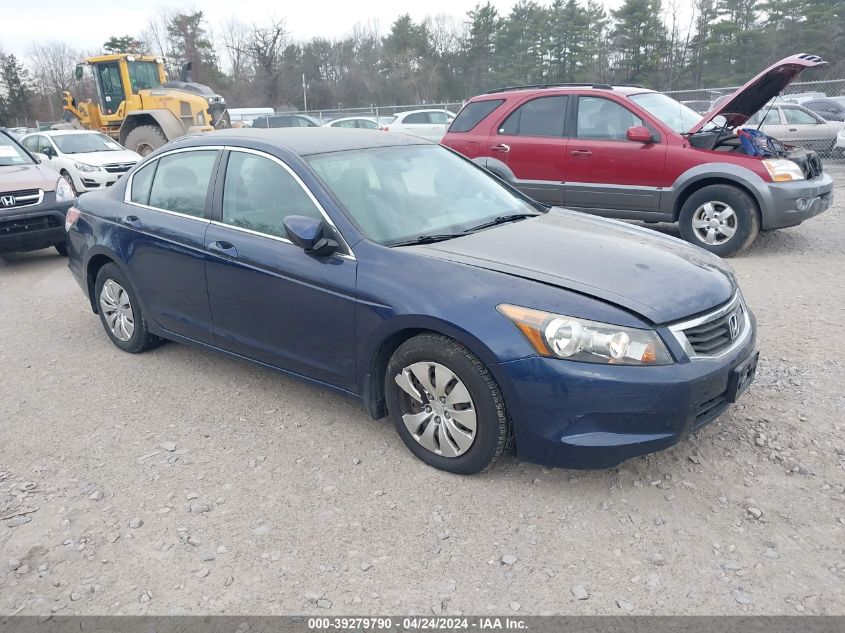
[397, 109, 453, 115]
[30, 129, 103, 137]
[476, 85, 656, 100]
[186, 127, 433, 156]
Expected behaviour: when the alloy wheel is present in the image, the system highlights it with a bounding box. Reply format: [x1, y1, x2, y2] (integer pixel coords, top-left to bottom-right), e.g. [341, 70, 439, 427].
[394, 361, 477, 458]
[691, 201, 737, 245]
[99, 279, 135, 342]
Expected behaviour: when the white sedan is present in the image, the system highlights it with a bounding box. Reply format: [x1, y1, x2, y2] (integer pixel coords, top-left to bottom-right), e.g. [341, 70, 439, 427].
[21, 130, 142, 194]
[383, 109, 456, 141]
[323, 116, 384, 130]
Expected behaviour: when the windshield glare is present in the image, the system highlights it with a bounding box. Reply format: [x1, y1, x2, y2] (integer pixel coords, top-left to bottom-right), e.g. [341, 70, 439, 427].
[630, 92, 705, 133]
[307, 145, 541, 245]
[0, 133, 34, 166]
[53, 133, 122, 154]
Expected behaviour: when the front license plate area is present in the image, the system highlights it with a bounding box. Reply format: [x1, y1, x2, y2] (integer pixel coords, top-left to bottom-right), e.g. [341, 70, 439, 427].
[727, 351, 759, 403]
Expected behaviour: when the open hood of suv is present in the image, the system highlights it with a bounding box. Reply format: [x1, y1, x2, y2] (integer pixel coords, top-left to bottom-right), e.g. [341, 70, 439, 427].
[687, 54, 828, 134]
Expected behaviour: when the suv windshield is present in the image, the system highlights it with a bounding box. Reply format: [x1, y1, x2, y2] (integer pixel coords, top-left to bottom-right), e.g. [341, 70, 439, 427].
[630, 92, 706, 133]
[0, 132, 34, 166]
[307, 144, 542, 246]
[53, 133, 122, 154]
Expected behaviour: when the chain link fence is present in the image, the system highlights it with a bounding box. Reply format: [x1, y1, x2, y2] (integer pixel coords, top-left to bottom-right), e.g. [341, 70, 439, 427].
[665, 79, 845, 162]
[262, 102, 465, 126]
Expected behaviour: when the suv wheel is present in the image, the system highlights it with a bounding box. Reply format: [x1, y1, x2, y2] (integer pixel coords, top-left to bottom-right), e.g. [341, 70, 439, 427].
[385, 333, 511, 474]
[94, 263, 160, 353]
[679, 184, 759, 257]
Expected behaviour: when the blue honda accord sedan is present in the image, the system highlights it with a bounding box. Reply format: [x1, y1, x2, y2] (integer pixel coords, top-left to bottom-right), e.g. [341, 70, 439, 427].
[66, 128, 758, 474]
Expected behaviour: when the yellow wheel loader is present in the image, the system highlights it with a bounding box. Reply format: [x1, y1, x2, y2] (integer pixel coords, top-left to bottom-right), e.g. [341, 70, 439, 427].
[61, 54, 229, 156]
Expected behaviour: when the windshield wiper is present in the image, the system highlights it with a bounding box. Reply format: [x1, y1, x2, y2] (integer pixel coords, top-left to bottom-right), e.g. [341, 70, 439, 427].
[463, 212, 540, 234]
[386, 233, 465, 247]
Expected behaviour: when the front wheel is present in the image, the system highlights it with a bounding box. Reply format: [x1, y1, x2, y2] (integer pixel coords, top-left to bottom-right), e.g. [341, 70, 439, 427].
[385, 333, 511, 474]
[678, 184, 760, 257]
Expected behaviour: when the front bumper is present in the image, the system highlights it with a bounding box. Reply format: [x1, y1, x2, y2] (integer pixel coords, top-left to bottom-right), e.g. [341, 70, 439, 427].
[492, 312, 757, 469]
[762, 172, 834, 230]
[73, 170, 128, 193]
[0, 194, 74, 254]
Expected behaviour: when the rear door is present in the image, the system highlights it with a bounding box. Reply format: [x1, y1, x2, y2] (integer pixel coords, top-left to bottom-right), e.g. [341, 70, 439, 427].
[119, 147, 219, 344]
[564, 95, 667, 217]
[489, 95, 568, 205]
[203, 148, 358, 390]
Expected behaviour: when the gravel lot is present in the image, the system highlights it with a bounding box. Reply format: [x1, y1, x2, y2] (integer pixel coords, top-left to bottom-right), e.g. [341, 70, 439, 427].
[2, 167, 844, 616]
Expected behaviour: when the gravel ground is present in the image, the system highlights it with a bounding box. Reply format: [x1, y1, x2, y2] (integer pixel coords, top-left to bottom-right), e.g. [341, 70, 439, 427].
[1, 168, 844, 616]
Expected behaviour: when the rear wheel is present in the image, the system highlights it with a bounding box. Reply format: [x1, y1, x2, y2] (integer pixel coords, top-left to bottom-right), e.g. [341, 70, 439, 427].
[54, 242, 68, 256]
[385, 333, 510, 474]
[94, 263, 159, 353]
[678, 184, 759, 257]
[124, 125, 168, 157]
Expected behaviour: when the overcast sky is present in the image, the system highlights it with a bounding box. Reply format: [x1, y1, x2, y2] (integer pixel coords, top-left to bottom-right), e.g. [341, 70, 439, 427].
[1, 0, 635, 59]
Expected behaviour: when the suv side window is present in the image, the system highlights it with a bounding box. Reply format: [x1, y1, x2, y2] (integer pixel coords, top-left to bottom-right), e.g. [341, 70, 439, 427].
[450, 99, 504, 133]
[576, 96, 643, 141]
[221, 151, 322, 240]
[499, 96, 568, 137]
[147, 150, 217, 217]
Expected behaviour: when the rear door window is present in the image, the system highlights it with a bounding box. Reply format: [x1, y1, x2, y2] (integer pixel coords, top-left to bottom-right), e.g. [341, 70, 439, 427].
[449, 100, 503, 133]
[499, 96, 568, 137]
[147, 150, 217, 217]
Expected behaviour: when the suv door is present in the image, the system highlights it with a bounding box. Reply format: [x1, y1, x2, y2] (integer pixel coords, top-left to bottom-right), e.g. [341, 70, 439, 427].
[204, 148, 357, 390]
[489, 95, 568, 205]
[119, 148, 219, 344]
[564, 95, 667, 217]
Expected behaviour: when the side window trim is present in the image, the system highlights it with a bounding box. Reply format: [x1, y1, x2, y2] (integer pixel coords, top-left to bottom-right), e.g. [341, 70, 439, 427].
[213, 146, 355, 259]
[123, 146, 224, 222]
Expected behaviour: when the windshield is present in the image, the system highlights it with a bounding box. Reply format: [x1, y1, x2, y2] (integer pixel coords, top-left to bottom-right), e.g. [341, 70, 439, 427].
[630, 92, 707, 133]
[53, 133, 122, 154]
[0, 132, 34, 166]
[127, 61, 162, 92]
[307, 144, 542, 246]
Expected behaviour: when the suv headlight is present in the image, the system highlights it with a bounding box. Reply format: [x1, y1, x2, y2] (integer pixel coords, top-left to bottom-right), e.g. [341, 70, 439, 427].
[762, 158, 804, 182]
[73, 161, 100, 173]
[498, 304, 672, 366]
[55, 177, 75, 202]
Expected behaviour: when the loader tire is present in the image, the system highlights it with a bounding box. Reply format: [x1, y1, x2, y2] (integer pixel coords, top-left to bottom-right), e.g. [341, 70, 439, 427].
[124, 125, 168, 157]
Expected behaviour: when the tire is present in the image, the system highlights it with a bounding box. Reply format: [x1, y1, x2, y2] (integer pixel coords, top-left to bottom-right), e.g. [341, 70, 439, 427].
[60, 171, 77, 196]
[678, 184, 760, 257]
[54, 242, 68, 256]
[94, 263, 159, 353]
[385, 333, 511, 474]
[124, 125, 169, 157]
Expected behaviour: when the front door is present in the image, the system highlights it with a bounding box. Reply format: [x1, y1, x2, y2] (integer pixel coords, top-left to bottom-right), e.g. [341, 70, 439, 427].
[564, 95, 667, 218]
[94, 62, 126, 116]
[490, 95, 568, 205]
[204, 149, 358, 391]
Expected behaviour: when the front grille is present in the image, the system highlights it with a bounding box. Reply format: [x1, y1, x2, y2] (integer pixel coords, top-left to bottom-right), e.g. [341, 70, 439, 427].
[0, 214, 62, 236]
[671, 294, 748, 359]
[103, 162, 136, 174]
[0, 189, 42, 209]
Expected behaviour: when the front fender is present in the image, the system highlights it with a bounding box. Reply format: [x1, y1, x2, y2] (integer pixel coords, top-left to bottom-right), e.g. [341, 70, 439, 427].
[662, 162, 769, 219]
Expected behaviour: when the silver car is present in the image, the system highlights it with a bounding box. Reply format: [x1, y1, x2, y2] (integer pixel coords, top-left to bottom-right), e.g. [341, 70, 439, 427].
[743, 103, 843, 153]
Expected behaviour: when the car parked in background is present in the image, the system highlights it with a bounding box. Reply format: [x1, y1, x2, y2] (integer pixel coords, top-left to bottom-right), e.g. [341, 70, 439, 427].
[323, 116, 384, 130]
[802, 97, 845, 122]
[20, 130, 142, 195]
[383, 109, 456, 141]
[66, 128, 757, 474]
[742, 103, 843, 153]
[0, 128, 76, 256]
[251, 113, 322, 128]
[442, 54, 833, 257]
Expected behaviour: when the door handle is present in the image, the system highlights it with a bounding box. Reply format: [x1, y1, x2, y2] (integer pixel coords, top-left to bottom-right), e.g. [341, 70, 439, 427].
[570, 149, 593, 157]
[122, 215, 142, 229]
[490, 143, 510, 153]
[788, 127, 798, 132]
[208, 240, 239, 258]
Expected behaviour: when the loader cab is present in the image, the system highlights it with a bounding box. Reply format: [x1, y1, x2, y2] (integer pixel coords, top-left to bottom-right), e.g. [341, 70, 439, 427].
[92, 61, 126, 116]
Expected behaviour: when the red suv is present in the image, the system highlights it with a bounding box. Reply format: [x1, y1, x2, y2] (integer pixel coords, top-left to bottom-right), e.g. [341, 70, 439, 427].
[442, 54, 834, 256]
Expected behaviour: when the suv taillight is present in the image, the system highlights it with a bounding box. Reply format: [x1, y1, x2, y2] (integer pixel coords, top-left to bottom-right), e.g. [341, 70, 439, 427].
[65, 206, 81, 232]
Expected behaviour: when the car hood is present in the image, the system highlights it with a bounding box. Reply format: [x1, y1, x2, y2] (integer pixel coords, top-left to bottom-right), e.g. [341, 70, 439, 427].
[688, 54, 828, 133]
[0, 163, 57, 191]
[412, 210, 736, 324]
[66, 149, 142, 167]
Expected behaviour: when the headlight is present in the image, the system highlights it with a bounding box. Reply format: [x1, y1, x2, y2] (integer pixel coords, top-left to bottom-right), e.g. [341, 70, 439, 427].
[55, 177, 75, 202]
[762, 158, 804, 182]
[197, 112, 206, 125]
[73, 161, 100, 173]
[498, 304, 672, 366]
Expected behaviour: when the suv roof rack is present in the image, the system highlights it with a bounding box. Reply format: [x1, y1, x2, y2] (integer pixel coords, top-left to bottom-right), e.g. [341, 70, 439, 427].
[484, 82, 645, 94]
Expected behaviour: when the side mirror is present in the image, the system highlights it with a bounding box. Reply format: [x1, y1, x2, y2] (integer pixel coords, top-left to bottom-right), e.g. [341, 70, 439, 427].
[74, 64, 84, 81]
[627, 125, 656, 143]
[33, 152, 48, 164]
[283, 215, 339, 256]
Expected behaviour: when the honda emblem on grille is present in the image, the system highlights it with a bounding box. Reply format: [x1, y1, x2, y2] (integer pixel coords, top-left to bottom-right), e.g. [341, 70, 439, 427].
[0, 195, 15, 207]
[728, 312, 739, 340]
